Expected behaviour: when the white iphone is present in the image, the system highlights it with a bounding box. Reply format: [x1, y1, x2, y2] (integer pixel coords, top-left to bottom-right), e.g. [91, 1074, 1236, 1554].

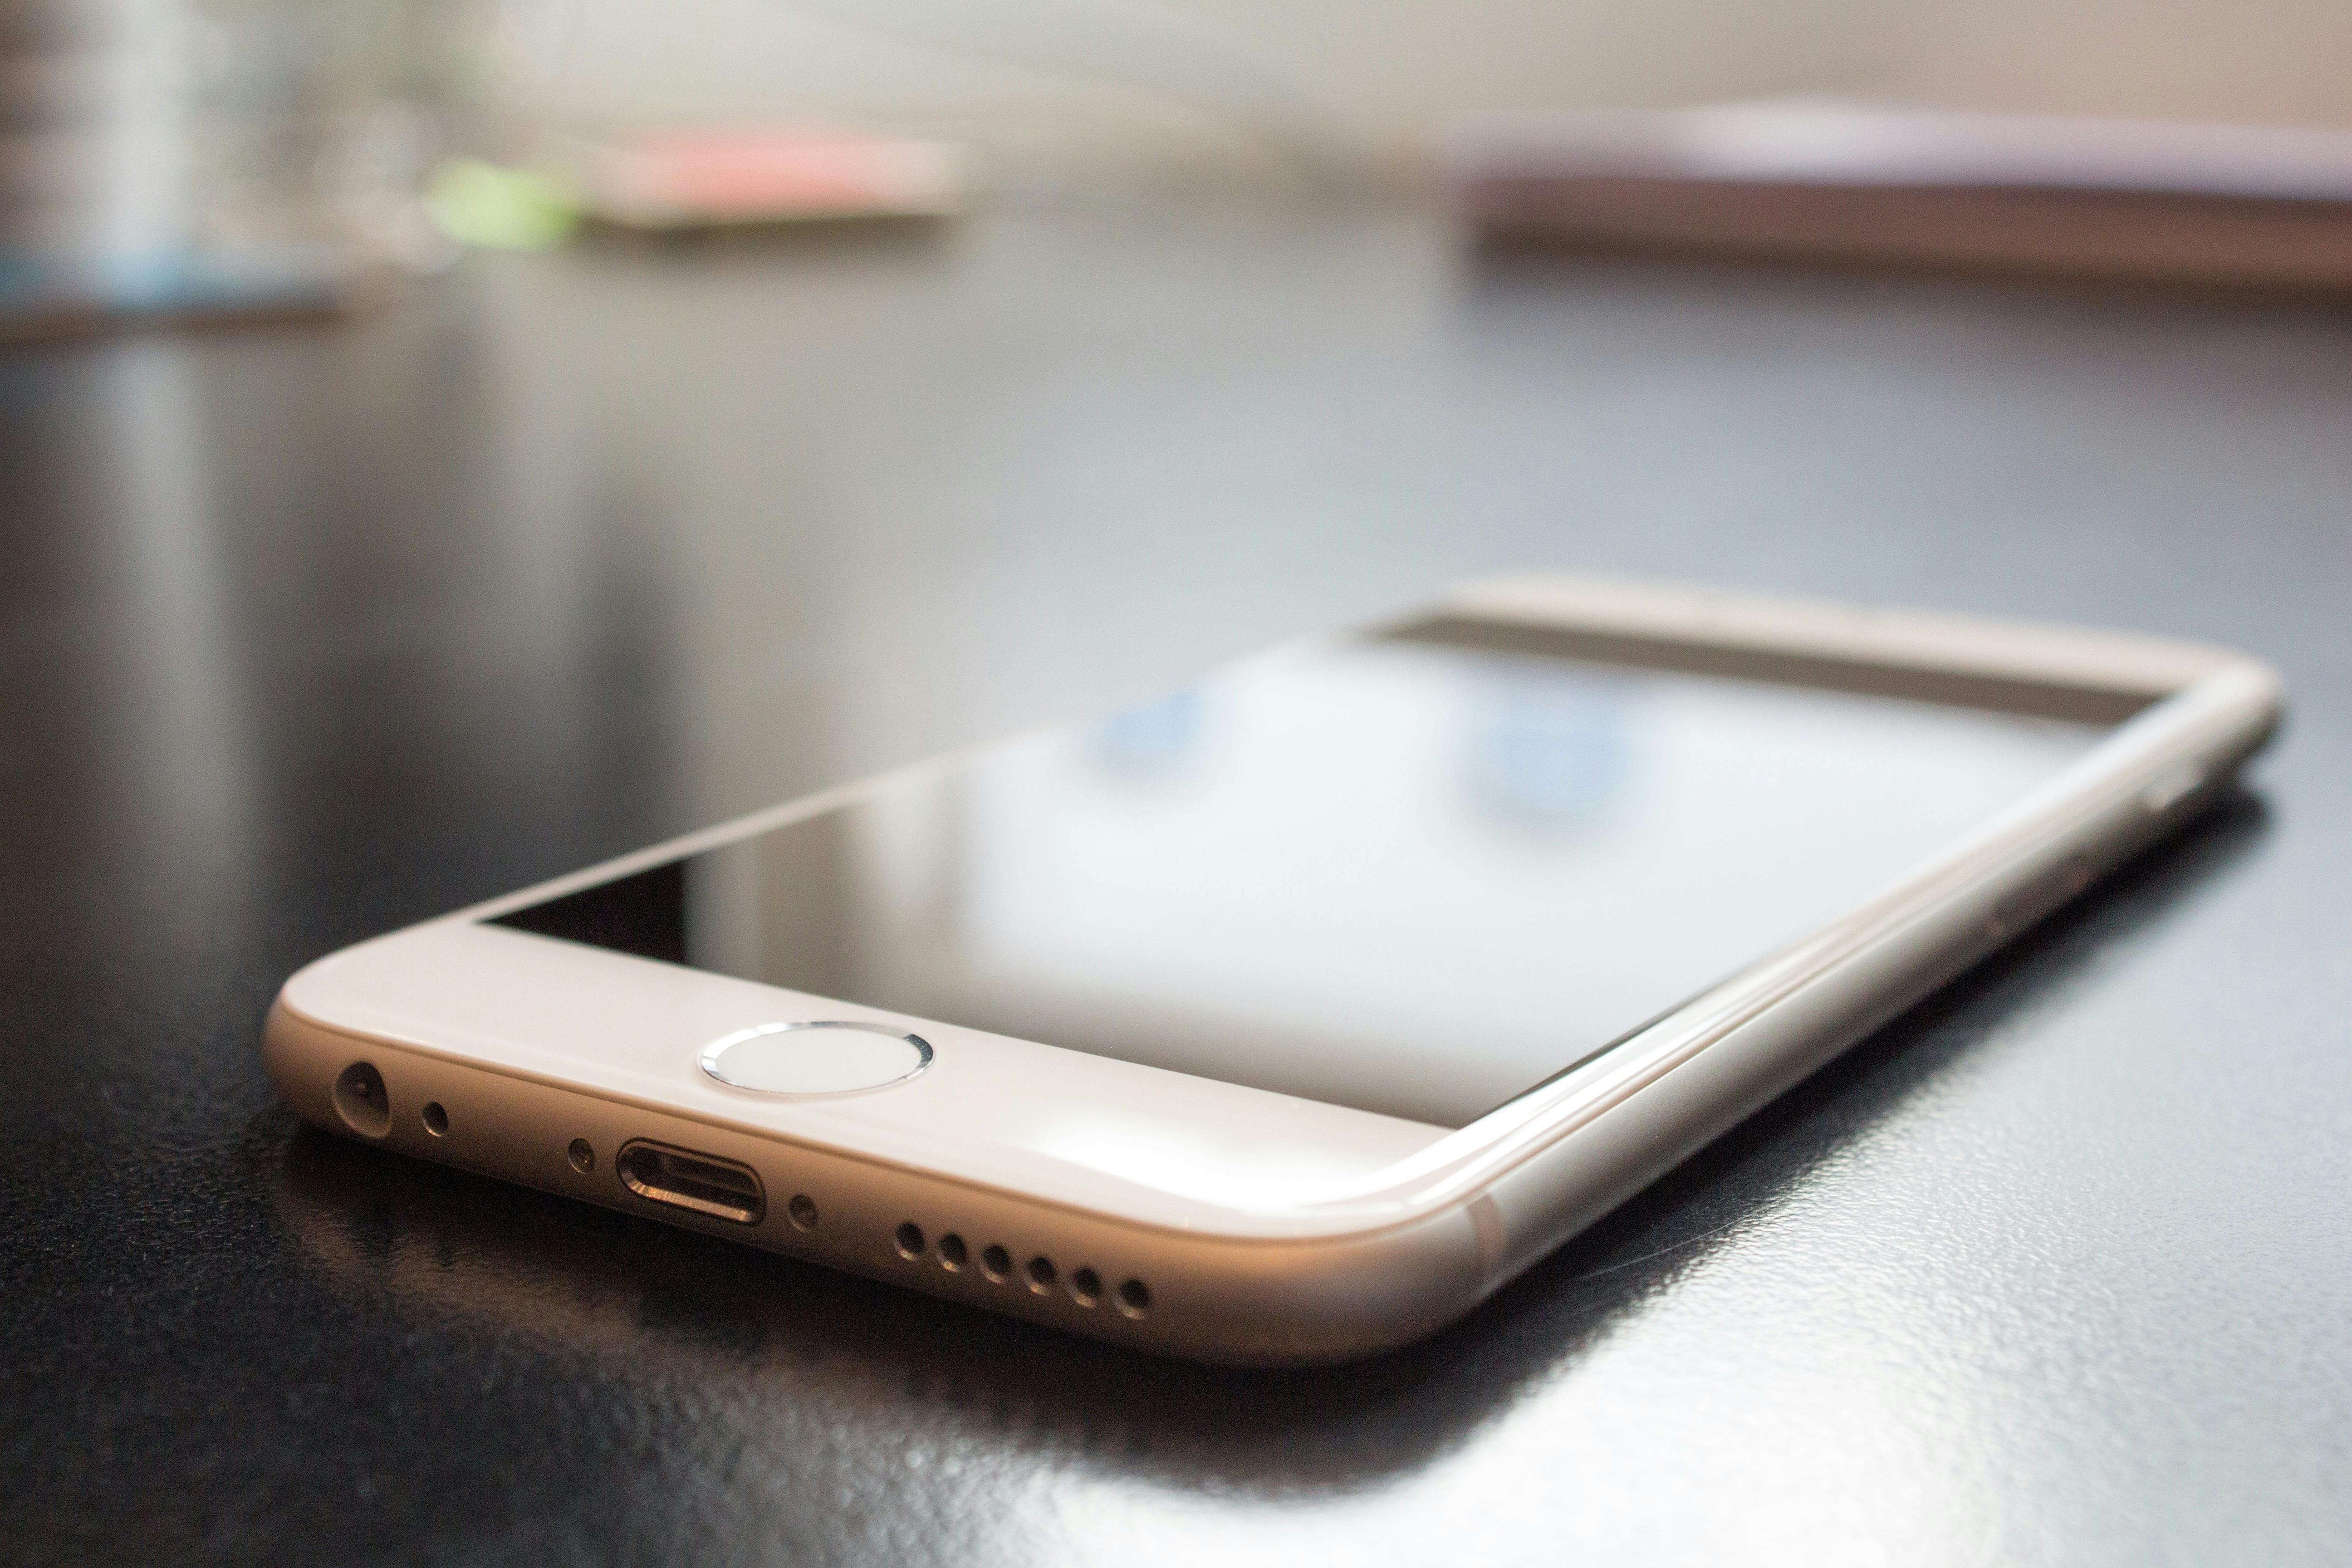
[265, 575, 2279, 1364]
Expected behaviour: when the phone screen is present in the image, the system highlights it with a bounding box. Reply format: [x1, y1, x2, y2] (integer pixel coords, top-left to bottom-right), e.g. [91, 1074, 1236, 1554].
[491, 624, 2133, 1127]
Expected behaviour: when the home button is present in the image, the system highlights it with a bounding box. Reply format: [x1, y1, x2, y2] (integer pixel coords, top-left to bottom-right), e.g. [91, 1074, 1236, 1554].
[700, 1021, 933, 1095]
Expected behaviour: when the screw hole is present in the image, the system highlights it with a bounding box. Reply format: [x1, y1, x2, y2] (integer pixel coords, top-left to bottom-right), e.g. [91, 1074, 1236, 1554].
[1068, 1267, 1101, 1307]
[895, 1222, 925, 1260]
[937, 1233, 967, 1271]
[421, 1102, 448, 1137]
[1025, 1255, 1056, 1295]
[980, 1245, 1012, 1282]
[788, 1194, 819, 1231]
[1117, 1279, 1152, 1318]
[567, 1138, 595, 1174]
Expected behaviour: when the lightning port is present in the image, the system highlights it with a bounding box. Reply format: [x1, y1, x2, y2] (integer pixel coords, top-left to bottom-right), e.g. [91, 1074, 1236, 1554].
[615, 1140, 766, 1225]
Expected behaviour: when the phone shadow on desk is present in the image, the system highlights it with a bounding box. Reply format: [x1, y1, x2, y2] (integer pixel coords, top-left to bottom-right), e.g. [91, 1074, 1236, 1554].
[268, 791, 2268, 1496]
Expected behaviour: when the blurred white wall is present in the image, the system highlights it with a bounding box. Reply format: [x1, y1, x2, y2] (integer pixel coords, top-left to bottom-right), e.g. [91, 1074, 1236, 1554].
[514, 0, 2352, 179]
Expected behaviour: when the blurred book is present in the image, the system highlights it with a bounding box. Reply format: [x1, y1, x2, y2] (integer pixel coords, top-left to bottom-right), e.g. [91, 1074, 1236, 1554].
[1451, 100, 2352, 290]
[551, 129, 966, 232]
[0, 248, 380, 343]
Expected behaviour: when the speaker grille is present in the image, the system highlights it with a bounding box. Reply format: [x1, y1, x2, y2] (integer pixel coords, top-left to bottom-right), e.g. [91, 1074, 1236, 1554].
[896, 1219, 1148, 1318]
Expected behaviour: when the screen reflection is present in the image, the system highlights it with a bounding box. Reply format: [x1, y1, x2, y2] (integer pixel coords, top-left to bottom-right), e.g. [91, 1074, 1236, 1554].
[495, 637, 2106, 1126]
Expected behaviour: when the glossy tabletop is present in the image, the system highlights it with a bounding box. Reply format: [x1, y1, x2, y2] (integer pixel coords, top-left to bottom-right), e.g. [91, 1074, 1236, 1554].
[4, 194, 2349, 1565]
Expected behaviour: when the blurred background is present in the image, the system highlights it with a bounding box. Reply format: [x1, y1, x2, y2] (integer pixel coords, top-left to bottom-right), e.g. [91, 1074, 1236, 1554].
[533, 0, 2352, 166]
[7, 0, 2352, 311]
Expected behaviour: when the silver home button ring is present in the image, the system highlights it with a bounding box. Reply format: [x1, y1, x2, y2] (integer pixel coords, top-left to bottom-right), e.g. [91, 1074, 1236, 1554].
[700, 1020, 933, 1095]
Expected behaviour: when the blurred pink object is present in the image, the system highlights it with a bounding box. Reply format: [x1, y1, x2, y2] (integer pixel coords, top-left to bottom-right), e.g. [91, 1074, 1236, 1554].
[560, 129, 965, 230]
[1453, 99, 2352, 290]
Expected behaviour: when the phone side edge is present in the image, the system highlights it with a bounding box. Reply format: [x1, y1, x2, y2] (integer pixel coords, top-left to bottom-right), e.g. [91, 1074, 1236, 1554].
[1454, 656, 2278, 1300]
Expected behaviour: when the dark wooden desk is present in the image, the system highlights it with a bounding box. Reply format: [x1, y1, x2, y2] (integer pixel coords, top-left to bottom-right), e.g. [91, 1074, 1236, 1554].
[5, 195, 2349, 1565]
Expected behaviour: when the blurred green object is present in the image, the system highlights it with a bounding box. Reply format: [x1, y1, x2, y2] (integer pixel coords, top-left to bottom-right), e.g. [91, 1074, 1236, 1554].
[424, 160, 580, 251]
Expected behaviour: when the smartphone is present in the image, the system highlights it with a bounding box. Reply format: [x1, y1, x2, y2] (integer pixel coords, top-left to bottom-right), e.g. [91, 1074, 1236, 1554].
[265, 575, 2280, 1364]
